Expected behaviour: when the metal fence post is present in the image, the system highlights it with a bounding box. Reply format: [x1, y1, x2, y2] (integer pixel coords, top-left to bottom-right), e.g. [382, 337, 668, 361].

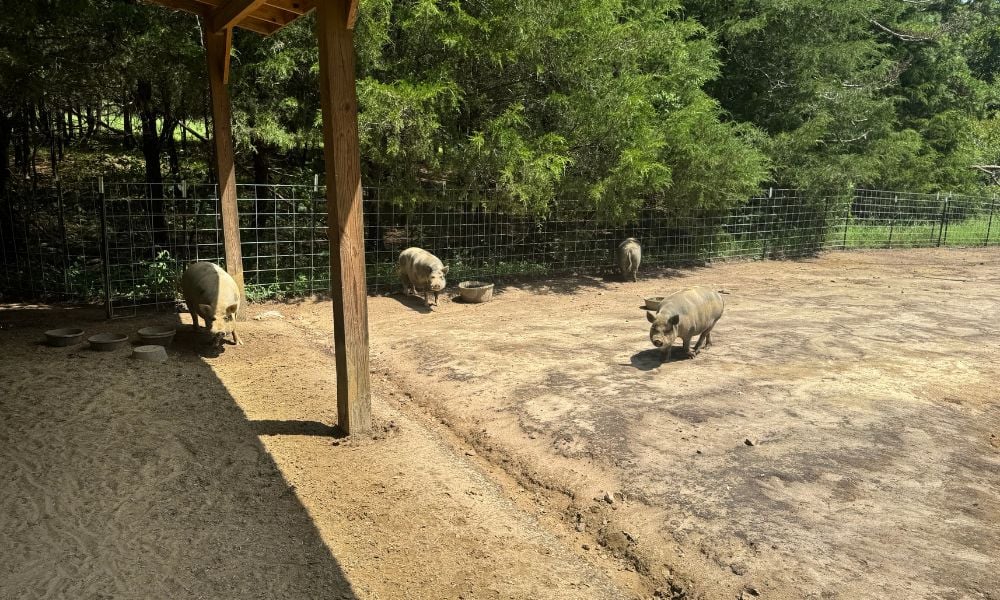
[841, 200, 850, 249]
[97, 177, 112, 319]
[937, 196, 948, 247]
[55, 175, 71, 296]
[985, 196, 995, 247]
[888, 196, 896, 248]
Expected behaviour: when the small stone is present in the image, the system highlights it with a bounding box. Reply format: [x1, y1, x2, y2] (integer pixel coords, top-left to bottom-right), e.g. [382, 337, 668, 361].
[582, 543, 591, 550]
[253, 310, 284, 320]
[731, 562, 748, 576]
[744, 437, 758, 447]
[576, 522, 586, 532]
[465, 450, 477, 457]
[603, 491, 615, 505]
[695, 449, 702, 454]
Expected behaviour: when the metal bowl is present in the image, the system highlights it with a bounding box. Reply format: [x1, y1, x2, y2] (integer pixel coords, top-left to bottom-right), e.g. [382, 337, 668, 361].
[458, 281, 495, 304]
[133, 344, 168, 363]
[45, 328, 85, 347]
[644, 296, 665, 311]
[137, 326, 176, 346]
[88, 332, 129, 352]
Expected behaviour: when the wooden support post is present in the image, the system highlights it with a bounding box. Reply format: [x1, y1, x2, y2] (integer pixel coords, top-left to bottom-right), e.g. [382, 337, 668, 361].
[316, 0, 371, 434]
[204, 26, 246, 316]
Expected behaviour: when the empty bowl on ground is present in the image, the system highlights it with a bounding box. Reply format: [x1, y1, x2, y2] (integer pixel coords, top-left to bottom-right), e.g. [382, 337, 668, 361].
[133, 344, 167, 363]
[644, 296, 665, 311]
[88, 332, 129, 351]
[458, 281, 495, 304]
[44, 328, 85, 347]
[137, 326, 176, 346]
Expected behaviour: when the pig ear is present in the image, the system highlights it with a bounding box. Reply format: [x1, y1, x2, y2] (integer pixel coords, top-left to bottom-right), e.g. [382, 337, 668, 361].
[199, 304, 213, 317]
[441, 265, 449, 275]
[226, 303, 238, 315]
[667, 314, 680, 326]
[646, 311, 656, 323]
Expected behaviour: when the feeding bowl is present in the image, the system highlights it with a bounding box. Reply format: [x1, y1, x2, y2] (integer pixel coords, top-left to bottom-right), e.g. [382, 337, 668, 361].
[88, 332, 129, 352]
[458, 281, 495, 304]
[644, 296, 665, 311]
[133, 344, 167, 363]
[45, 328, 85, 347]
[137, 326, 176, 346]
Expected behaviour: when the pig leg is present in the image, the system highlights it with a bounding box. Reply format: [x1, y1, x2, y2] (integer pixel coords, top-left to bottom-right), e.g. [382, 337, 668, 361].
[681, 336, 696, 359]
[399, 272, 412, 296]
[190, 308, 200, 331]
[232, 330, 241, 345]
[693, 326, 714, 355]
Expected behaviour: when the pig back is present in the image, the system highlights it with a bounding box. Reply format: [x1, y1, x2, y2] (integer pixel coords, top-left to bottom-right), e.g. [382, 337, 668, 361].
[659, 287, 724, 333]
[181, 262, 240, 315]
[617, 238, 641, 269]
[398, 247, 443, 282]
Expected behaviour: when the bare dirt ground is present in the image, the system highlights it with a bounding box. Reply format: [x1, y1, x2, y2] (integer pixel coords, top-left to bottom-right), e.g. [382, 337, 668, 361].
[2, 248, 999, 600]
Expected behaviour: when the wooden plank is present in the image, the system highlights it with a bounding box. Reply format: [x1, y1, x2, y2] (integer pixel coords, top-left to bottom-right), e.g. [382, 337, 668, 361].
[145, 0, 281, 35]
[265, 0, 316, 16]
[204, 27, 247, 318]
[346, 0, 358, 29]
[315, 0, 371, 435]
[211, 0, 268, 32]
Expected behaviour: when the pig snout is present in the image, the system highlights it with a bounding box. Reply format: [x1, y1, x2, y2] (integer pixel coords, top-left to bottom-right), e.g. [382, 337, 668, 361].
[652, 338, 664, 347]
[428, 273, 446, 292]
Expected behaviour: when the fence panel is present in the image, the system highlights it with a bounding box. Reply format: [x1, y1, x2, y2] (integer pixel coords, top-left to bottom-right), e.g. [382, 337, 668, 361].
[1, 182, 996, 314]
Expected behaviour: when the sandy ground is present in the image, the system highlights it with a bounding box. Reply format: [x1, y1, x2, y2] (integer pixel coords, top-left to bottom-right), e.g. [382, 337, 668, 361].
[2, 248, 999, 599]
[0, 310, 630, 598]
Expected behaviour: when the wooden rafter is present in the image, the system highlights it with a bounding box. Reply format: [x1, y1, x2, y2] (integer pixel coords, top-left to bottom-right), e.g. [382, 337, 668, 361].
[211, 0, 269, 33]
[143, 0, 315, 35]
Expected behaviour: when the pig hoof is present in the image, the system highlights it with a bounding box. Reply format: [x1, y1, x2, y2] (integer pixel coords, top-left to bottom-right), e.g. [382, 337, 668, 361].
[686, 351, 697, 359]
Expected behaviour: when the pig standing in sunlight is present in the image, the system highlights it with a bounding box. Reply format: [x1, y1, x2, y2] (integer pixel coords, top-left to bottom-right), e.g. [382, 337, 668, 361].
[617, 238, 642, 282]
[180, 262, 241, 345]
[646, 287, 724, 362]
[398, 247, 449, 307]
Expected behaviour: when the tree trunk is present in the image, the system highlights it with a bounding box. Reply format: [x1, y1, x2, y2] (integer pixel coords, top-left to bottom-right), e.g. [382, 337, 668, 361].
[166, 120, 180, 178]
[136, 79, 167, 245]
[123, 98, 134, 150]
[0, 110, 10, 192]
[85, 106, 96, 137]
[59, 110, 70, 143]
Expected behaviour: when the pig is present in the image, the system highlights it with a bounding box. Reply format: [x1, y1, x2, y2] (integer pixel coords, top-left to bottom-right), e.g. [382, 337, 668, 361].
[180, 261, 241, 345]
[646, 287, 724, 362]
[617, 238, 641, 282]
[397, 247, 449, 307]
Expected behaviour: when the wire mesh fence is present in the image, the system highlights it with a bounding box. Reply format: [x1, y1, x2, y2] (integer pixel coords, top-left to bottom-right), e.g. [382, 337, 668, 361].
[0, 180, 996, 317]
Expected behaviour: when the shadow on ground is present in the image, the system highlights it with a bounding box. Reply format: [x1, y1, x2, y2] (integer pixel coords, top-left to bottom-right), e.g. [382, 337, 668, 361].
[0, 304, 358, 599]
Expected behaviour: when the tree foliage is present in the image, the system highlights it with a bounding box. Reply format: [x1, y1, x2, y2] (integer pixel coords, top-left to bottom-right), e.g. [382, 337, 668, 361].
[0, 0, 997, 214]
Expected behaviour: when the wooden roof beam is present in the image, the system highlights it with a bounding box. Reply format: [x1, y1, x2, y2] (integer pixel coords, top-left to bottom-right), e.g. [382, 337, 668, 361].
[346, 0, 358, 29]
[211, 0, 268, 33]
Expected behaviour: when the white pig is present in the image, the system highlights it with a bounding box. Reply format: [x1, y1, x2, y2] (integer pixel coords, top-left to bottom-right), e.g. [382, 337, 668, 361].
[180, 262, 241, 345]
[397, 247, 449, 307]
[646, 287, 724, 362]
[617, 238, 641, 282]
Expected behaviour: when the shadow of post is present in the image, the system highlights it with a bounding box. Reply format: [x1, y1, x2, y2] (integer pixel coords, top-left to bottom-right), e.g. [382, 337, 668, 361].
[0, 304, 358, 599]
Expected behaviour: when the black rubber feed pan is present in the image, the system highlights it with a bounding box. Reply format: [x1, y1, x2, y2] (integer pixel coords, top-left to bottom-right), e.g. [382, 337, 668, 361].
[45, 328, 85, 347]
[89, 333, 129, 351]
[137, 326, 176, 346]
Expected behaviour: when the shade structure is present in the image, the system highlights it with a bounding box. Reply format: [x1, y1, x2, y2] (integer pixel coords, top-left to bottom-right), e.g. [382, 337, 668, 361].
[144, 0, 326, 35]
[142, 0, 371, 435]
